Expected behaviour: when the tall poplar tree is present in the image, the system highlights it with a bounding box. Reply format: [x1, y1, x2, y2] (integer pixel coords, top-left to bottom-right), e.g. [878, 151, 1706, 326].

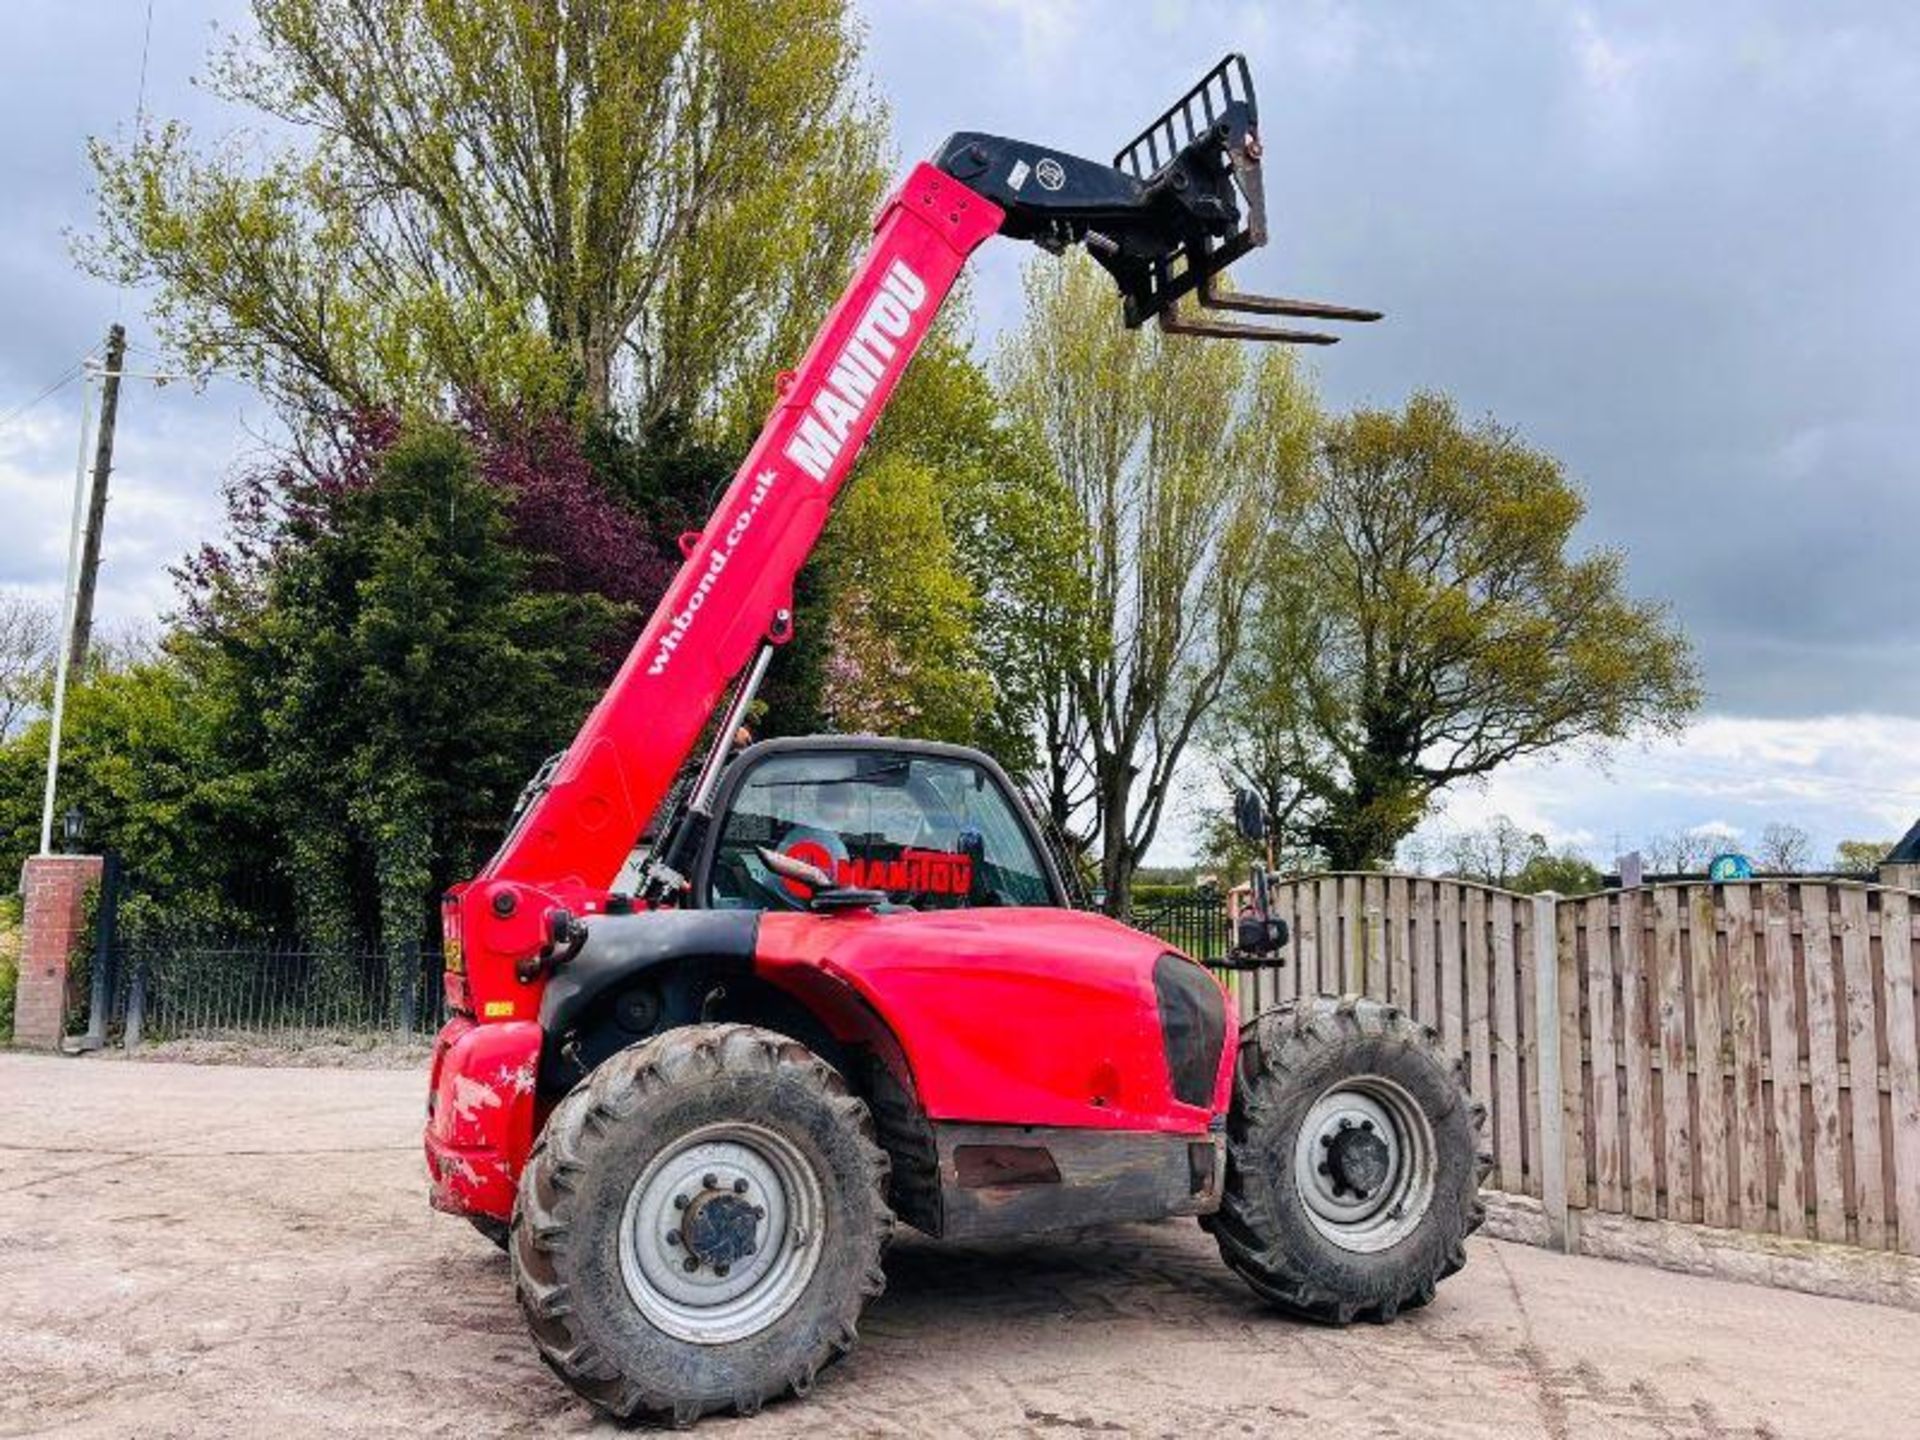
[84, 0, 888, 426]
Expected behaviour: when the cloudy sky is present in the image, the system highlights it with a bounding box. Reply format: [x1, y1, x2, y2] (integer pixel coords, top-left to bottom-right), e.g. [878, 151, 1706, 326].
[2, 1, 1917, 866]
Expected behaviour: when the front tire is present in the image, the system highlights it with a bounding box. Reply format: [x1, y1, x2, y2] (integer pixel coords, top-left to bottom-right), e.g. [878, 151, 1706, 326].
[1208, 996, 1490, 1324]
[511, 1023, 893, 1424]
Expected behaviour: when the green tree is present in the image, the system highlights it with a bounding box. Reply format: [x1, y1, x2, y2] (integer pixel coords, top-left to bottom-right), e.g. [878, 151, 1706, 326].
[0, 893, 18, 1043]
[997, 256, 1318, 915]
[878, 334, 1081, 776]
[815, 454, 991, 742]
[759, 331, 1074, 772]
[84, 0, 887, 423]
[0, 593, 55, 739]
[949, 446, 1092, 836]
[233, 424, 619, 968]
[1429, 814, 1601, 893]
[1834, 839, 1895, 873]
[1439, 815, 1548, 888]
[1512, 850, 1604, 895]
[0, 653, 265, 910]
[1219, 392, 1700, 870]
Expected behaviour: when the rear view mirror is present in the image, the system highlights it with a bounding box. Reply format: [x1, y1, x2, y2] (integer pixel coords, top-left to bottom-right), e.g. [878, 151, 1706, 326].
[756, 845, 834, 893]
[1237, 913, 1289, 955]
[1233, 789, 1266, 843]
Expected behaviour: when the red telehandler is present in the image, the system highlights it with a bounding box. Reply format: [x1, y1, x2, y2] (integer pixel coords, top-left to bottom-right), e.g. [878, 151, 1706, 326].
[424, 56, 1486, 1424]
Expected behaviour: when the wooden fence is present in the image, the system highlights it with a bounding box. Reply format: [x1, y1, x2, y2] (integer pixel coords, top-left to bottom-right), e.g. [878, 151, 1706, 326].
[1221, 874, 1920, 1257]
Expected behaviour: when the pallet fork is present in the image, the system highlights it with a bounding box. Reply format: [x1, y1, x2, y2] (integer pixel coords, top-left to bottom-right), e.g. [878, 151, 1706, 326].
[934, 54, 1379, 343]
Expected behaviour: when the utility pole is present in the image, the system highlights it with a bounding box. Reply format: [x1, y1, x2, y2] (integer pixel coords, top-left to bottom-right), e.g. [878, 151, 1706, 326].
[37, 335, 178, 855]
[39, 369, 97, 856]
[67, 322, 126, 677]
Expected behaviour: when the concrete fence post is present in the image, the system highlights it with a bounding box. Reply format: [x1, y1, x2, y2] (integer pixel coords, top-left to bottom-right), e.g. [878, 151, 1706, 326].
[122, 952, 146, 1052]
[1532, 891, 1573, 1252]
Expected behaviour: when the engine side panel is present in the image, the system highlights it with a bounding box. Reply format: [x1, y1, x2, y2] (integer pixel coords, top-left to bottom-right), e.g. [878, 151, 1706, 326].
[934, 1122, 1224, 1239]
[753, 907, 1235, 1134]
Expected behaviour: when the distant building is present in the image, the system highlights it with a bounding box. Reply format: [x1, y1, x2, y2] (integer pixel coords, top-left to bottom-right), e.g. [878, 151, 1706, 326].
[1887, 818, 1920, 867]
[1884, 818, 1920, 890]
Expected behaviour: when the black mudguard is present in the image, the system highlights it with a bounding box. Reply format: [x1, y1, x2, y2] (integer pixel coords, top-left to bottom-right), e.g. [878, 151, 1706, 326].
[537, 910, 758, 1092]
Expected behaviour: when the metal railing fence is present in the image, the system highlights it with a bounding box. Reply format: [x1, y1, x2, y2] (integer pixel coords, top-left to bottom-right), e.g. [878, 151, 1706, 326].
[110, 936, 445, 1044]
[1135, 890, 1232, 961]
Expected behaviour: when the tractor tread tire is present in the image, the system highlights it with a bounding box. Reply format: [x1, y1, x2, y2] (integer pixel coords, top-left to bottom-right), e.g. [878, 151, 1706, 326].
[1209, 995, 1490, 1325]
[858, 1052, 942, 1236]
[511, 1023, 893, 1425]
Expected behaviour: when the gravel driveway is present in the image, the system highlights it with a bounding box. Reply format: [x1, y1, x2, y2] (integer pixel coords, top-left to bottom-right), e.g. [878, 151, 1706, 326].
[2, 1053, 1915, 1438]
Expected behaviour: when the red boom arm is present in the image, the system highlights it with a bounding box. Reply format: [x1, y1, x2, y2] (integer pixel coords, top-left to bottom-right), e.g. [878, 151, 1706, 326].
[484, 166, 1003, 895]
[448, 58, 1358, 992]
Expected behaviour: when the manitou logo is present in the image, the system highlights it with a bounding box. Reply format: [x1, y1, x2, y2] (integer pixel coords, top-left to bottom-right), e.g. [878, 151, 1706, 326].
[779, 841, 973, 900]
[782, 260, 928, 483]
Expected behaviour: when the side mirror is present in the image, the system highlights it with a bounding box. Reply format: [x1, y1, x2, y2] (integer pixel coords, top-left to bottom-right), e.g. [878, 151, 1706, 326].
[1236, 913, 1290, 955]
[1233, 789, 1266, 843]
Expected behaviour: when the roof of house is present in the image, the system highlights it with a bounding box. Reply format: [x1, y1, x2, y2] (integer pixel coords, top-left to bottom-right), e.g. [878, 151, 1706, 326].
[1887, 817, 1920, 865]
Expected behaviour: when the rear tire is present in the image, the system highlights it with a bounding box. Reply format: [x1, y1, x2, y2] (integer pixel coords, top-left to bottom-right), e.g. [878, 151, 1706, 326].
[1208, 996, 1490, 1324]
[511, 1023, 893, 1424]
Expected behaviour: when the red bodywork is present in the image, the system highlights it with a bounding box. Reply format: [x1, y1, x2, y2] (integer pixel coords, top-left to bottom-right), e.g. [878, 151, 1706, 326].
[428, 908, 1238, 1220]
[425, 1018, 540, 1217]
[754, 909, 1236, 1133]
[424, 162, 1239, 1223]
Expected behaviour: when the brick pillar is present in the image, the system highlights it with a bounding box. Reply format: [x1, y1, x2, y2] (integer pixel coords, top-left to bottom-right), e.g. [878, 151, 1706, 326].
[13, 855, 103, 1050]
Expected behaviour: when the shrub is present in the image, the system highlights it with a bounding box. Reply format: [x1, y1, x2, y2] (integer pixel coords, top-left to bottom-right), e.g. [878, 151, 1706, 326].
[0, 893, 20, 1043]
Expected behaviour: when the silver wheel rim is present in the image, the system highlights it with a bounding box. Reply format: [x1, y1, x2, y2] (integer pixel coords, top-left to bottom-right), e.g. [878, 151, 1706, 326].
[617, 1121, 827, 1345]
[1291, 1075, 1436, 1253]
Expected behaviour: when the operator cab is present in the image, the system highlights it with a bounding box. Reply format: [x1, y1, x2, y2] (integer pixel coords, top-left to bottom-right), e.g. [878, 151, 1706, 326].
[688, 736, 1071, 913]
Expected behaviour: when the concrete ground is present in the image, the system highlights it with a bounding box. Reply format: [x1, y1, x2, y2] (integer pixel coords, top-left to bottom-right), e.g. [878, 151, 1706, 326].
[1, 1054, 1915, 1439]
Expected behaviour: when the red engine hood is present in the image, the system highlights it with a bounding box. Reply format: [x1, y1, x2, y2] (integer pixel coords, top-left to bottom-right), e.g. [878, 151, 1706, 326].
[754, 906, 1234, 1133]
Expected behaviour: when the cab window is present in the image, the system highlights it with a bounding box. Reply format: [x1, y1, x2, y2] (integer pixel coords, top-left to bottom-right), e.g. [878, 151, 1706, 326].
[706, 750, 1055, 911]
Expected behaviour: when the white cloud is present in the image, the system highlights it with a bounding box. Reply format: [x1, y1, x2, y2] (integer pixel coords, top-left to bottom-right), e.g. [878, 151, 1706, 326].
[0, 372, 260, 631]
[1410, 713, 1920, 866]
[1572, 10, 1642, 93]
[1154, 712, 1920, 870]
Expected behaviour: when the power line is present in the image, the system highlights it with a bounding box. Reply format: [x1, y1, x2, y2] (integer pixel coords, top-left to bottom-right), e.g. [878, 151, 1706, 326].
[0, 352, 101, 435]
[133, 0, 154, 132]
[114, 0, 158, 328]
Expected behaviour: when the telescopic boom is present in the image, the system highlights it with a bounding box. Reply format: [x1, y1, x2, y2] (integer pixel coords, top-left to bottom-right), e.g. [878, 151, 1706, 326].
[454, 55, 1373, 976]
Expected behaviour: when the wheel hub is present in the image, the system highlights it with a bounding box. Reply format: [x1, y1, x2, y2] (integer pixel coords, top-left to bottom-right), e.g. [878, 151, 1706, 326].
[1323, 1119, 1391, 1198]
[680, 1187, 761, 1270]
[618, 1125, 826, 1345]
[1291, 1076, 1438, 1254]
